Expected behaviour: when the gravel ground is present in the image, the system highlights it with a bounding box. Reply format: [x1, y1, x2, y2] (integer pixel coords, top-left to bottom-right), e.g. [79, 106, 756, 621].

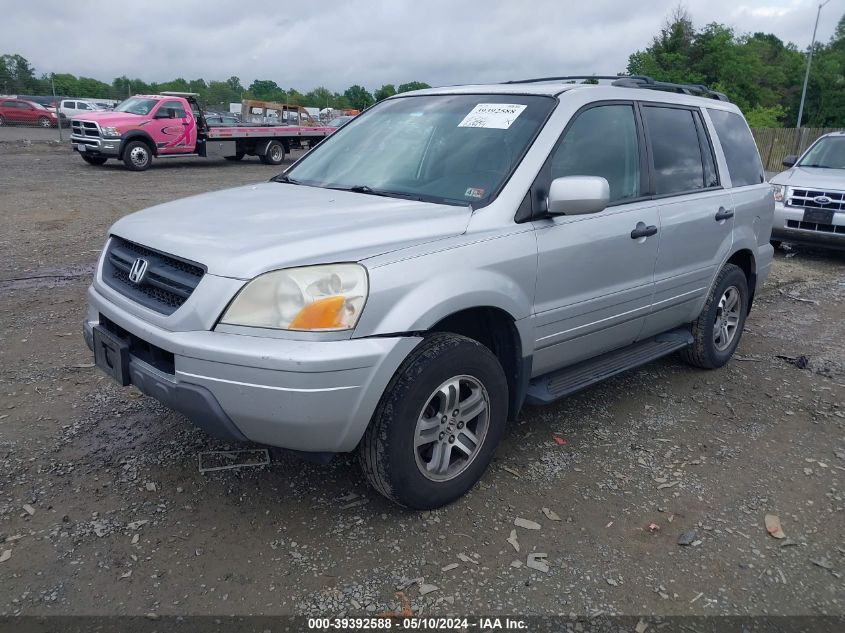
[0, 142, 843, 618]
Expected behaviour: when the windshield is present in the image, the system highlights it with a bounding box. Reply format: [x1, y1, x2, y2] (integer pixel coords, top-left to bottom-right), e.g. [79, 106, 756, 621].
[285, 94, 556, 207]
[799, 136, 845, 169]
[114, 97, 159, 116]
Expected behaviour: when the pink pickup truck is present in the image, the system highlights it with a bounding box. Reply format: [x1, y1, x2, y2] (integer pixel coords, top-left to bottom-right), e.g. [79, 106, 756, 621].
[69, 91, 334, 171]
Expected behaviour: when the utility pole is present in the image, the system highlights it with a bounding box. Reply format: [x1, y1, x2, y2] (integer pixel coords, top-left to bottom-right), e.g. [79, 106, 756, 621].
[51, 74, 62, 142]
[796, 0, 831, 130]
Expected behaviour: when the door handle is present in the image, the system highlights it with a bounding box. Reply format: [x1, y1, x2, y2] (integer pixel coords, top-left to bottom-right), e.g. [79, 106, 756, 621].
[715, 207, 734, 221]
[630, 223, 658, 239]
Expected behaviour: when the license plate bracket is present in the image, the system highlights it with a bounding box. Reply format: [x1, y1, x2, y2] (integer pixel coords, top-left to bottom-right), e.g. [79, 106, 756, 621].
[93, 325, 130, 386]
[803, 207, 835, 225]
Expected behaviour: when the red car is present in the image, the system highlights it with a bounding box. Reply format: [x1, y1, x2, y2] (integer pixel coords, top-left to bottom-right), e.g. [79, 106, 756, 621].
[0, 98, 60, 128]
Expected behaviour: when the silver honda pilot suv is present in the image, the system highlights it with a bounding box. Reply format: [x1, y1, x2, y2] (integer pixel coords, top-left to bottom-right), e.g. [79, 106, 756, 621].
[85, 76, 774, 509]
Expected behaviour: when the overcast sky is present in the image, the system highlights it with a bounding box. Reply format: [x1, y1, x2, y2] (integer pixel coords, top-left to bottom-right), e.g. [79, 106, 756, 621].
[3, 0, 843, 91]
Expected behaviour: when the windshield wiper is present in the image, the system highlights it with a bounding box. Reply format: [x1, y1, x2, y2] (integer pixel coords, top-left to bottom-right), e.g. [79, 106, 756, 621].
[272, 174, 301, 184]
[799, 164, 831, 169]
[329, 184, 427, 201]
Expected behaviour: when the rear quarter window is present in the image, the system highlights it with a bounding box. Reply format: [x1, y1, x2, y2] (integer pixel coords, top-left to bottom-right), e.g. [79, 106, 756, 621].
[707, 109, 764, 187]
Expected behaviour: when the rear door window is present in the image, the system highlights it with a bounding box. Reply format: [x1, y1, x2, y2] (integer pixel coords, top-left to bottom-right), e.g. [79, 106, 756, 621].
[642, 106, 712, 195]
[707, 109, 764, 187]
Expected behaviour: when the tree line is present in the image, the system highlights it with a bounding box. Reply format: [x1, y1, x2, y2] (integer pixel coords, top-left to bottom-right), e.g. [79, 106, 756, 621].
[2, 6, 844, 125]
[627, 7, 845, 127]
[0, 54, 431, 111]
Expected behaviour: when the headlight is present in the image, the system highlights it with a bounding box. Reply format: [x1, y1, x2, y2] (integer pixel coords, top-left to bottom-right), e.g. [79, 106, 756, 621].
[772, 184, 787, 203]
[220, 264, 368, 331]
[101, 126, 120, 137]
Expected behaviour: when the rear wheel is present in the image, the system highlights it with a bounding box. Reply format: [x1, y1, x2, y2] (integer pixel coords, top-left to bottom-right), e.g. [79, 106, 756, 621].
[38, 116, 52, 128]
[358, 333, 508, 509]
[122, 140, 152, 171]
[681, 264, 748, 369]
[260, 140, 285, 165]
[81, 155, 107, 166]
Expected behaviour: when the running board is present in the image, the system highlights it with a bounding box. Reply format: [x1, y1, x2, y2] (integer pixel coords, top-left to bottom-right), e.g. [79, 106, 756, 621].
[525, 328, 693, 405]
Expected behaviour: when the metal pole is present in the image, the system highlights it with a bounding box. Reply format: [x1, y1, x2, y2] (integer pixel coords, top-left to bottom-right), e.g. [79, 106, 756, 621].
[51, 75, 62, 142]
[796, 0, 830, 129]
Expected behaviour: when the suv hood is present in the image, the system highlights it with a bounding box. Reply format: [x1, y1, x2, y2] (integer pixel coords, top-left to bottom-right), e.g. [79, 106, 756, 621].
[770, 166, 845, 190]
[109, 183, 471, 279]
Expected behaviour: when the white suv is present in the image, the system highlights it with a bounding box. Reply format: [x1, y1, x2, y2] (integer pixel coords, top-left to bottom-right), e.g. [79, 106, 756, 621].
[770, 132, 845, 250]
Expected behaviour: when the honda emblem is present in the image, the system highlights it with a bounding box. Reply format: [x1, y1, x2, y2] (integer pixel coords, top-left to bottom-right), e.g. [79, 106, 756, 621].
[128, 258, 149, 284]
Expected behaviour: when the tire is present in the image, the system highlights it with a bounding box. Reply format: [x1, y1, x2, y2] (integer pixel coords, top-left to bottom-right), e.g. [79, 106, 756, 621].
[680, 263, 749, 369]
[770, 240, 782, 250]
[38, 116, 52, 128]
[122, 140, 152, 171]
[224, 153, 245, 161]
[81, 155, 107, 166]
[0, 114, 5, 126]
[259, 140, 285, 165]
[358, 333, 508, 509]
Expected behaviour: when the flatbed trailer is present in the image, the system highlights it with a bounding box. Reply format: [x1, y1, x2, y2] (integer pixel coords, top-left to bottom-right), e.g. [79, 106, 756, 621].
[69, 92, 336, 171]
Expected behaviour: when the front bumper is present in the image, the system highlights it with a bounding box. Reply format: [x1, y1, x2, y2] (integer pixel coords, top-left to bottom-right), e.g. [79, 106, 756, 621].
[772, 202, 845, 249]
[85, 284, 420, 452]
[70, 133, 121, 158]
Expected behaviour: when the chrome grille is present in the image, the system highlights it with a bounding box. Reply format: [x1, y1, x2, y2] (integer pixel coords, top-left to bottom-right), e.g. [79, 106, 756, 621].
[786, 220, 845, 235]
[102, 237, 205, 315]
[787, 188, 845, 212]
[71, 120, 101, 146]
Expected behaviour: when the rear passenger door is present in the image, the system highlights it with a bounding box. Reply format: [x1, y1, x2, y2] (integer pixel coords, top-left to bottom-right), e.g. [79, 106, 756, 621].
[531, 102, 659, 375]
[638, 104, 735, 338]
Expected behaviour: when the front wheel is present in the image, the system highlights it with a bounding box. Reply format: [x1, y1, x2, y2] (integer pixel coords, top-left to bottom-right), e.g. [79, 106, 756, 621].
[259, 140, 285, 165]
[681, 263, 748, 369]
[358, 333, 508, 509]
[122, 140, 152, 171]
[81, 155, 107, 166]
[38, 116, 52, 128]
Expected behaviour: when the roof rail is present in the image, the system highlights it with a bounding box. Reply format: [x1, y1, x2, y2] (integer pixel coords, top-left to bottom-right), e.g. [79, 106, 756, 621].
[503, 74, 729, 102]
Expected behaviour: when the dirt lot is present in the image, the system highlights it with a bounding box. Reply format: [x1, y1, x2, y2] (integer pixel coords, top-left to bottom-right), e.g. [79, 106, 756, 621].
[0, 141, 843, 618]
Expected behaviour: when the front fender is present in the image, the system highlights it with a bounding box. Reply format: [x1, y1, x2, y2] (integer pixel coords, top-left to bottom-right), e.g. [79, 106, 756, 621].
[354, 231, 538, 344]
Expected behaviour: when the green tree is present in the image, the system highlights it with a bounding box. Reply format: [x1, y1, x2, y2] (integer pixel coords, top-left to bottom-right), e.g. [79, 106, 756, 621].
[397, 81, 431, 93]
[247, 79, 286, 102]
[206, 80, 239, 108]
[343, 84, 374, 110]
[305, 86, 332, 108]
[374, 83, 396, 101]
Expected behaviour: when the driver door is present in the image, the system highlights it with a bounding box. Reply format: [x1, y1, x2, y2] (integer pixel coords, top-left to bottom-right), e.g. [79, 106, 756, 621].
[531, 102, 659, 376]
[151, 100, 196, 154]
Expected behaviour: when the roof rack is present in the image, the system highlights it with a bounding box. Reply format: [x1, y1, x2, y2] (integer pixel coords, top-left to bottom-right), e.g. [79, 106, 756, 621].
[502, 74, 729, 102]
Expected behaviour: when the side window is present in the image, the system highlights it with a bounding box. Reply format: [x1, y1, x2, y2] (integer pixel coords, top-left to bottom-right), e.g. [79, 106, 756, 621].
[78, 102, 91, 110]
[643, 106, 710, 195]
[159, 100, 187, 118]
[549, 104, 641, 203]
[707, 109, 764, 187]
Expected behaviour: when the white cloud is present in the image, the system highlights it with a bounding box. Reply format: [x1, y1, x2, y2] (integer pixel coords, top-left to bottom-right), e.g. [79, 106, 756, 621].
[1, 0, 842, 91]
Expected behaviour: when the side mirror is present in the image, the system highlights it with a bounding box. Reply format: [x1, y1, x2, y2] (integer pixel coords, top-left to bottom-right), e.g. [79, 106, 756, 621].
[782, 155, 798, 168]
[546, 176, 610, 216]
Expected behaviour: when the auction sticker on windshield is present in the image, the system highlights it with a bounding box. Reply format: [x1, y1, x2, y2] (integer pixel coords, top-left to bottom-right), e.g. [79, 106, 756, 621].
[458, 103, 527, 129]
